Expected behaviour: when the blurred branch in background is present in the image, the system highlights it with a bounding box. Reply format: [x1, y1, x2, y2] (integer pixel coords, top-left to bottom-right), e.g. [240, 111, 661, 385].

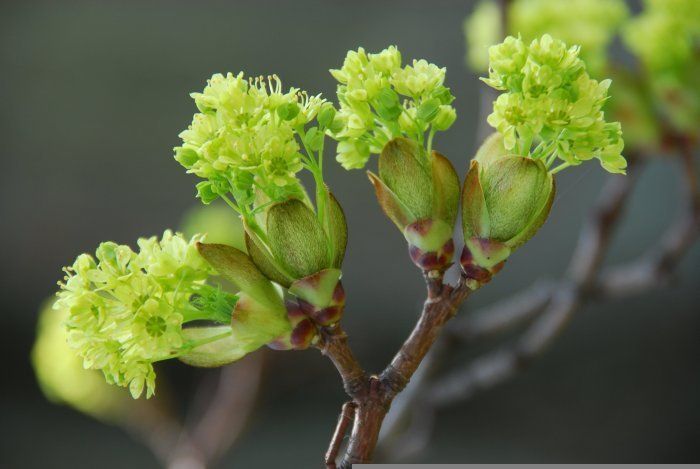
[168, 353, 265, 469]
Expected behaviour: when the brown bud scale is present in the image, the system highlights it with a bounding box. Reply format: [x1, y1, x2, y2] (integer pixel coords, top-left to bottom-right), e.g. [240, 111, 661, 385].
[408, 238, 455, 273]
[460, 245, 505, 289]
[298, 281, 346, 327]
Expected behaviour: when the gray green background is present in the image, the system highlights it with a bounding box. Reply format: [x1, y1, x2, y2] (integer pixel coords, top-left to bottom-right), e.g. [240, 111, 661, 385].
[1, 1, 698, 467]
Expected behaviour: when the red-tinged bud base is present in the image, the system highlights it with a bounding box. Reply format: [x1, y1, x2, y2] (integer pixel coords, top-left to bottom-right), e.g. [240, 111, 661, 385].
[297, 281, 346, 327]
[408, 238, 455, 273]
[460, 245, 505, 289]
[268, 300, 318, 350]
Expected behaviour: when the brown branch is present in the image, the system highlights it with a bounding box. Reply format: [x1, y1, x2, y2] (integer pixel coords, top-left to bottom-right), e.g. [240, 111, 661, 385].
[317, 324, 368, 399]
[381, 282, 472, 395]
[325, 401, 356, 469]
[377, 335, 454, 461]
[330, 281, 473, 468]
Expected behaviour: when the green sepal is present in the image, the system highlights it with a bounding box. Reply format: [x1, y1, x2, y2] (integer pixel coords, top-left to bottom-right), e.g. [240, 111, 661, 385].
[196, 181, 221, 204]
[367, 171, 417, 231]
[379, 138, 433, 221]
[464, 237, 511, 269]
[431, 151, 460, 228]
[481, 157, 554, 249]
[266, 198, 330, 280]
[244, 230, 294, 288]
[403, 218, 453, 252]
[288, 268, 342, 309]
[174, 146, 198, 169]
[196, 242, 284, 312]
[327, 192, 348, 269]
[461, 160, 491, 239]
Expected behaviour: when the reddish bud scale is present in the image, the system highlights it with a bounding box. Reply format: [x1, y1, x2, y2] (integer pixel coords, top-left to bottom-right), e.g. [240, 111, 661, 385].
[268, 300, 318, 350]
[298, 281, 346, 327]
[408, 238, 455, 273]
[460, 245, 505, 288]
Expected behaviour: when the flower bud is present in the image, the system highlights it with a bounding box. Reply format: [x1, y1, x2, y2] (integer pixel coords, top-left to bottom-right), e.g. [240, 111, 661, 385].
[433, 105, 457, 131]
[368, 137, 459, 273]
[461, 134, 555, 287]
[317, 103, 337, 130]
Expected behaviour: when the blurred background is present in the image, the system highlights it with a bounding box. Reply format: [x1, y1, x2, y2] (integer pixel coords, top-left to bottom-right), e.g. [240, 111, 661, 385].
[1, 1, 698, 467]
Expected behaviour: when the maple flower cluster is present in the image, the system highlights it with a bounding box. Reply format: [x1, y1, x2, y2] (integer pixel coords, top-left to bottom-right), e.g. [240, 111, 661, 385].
[174, 73, 330, 209]
[55, 231, 235, 398]
[483, 34, 626, 174]
[329, 46, 456, 169]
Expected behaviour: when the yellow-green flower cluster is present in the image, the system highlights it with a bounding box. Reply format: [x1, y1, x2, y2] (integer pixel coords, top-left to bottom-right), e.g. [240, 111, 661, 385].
[175, 73, 327, 207]
[465, 0, 628, 76]
[329, 46, 456, 169]
[623, 0, 700, 133]
[56, 231, 235, 398]
[484, 35, 626, 174]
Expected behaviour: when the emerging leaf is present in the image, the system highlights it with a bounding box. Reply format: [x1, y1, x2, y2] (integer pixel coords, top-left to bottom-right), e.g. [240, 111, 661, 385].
[431, 151, 460, 228]
[378, 138, 433, 220]
[180, 326, 249, 367]
[244, 230, 295, 288]
[367, 171, 417, 231]
[196, 242, 284, 312]
[328, 192, 348, 269]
